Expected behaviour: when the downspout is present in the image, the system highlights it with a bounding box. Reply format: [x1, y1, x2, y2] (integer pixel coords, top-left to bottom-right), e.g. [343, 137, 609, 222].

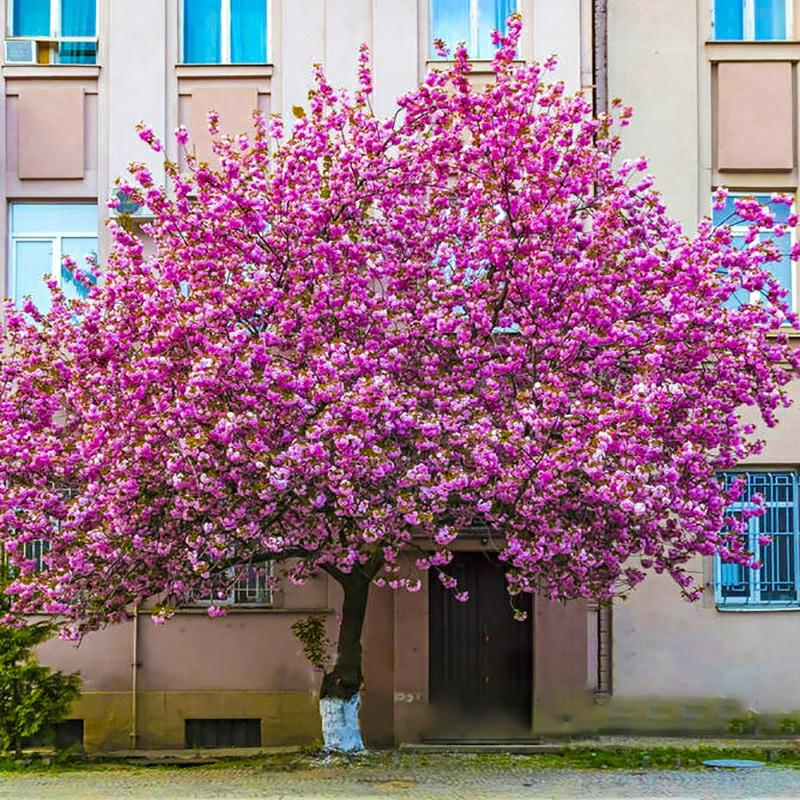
[130, 603, 139, 750]
[593, 0, 608, 116]
[591, 0, 612, 700]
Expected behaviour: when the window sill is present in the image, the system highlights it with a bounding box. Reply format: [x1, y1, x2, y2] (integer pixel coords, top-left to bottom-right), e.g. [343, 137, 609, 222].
[707, 38, 799, 44]
[706, 40, 800, 60]
[716, 604, 800, 612]
[2, 64, 99, 78]
[426, 59, 525, 74]
[768, 327, 800, 339]
[175, 63, 273, 79]
[157, 606, 334, 615]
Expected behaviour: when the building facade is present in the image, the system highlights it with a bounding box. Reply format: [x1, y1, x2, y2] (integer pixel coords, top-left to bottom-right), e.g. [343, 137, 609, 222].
[4, 0, 602, 750]
[606, 0, 800, 733]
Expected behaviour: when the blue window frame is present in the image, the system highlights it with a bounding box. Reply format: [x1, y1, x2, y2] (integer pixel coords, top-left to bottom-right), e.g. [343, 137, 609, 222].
[430, 0, 518, 59]
[716, 472, 800, 608]
[713, 0, 792, 40]
[8, 0, 98, 64]
[712, 194, 795, 313]
[182, 0, 268, 64]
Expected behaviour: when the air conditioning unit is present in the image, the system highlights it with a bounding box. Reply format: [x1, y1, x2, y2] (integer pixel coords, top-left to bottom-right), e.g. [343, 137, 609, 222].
[5, 39, 37, 64]
[109, 187, 154, 220]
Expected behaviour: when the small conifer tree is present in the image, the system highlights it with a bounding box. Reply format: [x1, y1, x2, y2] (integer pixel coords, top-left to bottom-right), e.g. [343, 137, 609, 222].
[0, 547, 81, 757]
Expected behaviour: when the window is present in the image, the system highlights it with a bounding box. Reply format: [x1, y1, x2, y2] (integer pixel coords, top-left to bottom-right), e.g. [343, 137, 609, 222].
[193, 563, 272, 607]
[7, 0, 97, 64]
[712, 193, 795, 312]
[716, 472, 800, 607]
[182, 0, 268, 64]
[9, 203, 98, 311]
[185, 718, 261, 748]
[23, 539, 50, 572]
[430, 0, 518, 59]
[713, 0, 792, 40]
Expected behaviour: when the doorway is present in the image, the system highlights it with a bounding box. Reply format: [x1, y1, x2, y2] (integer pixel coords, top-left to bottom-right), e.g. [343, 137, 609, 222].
[428, 551, 534, 738]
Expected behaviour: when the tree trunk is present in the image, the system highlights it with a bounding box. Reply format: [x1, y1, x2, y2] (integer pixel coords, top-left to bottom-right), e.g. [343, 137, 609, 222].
[319, 567, 372, 752]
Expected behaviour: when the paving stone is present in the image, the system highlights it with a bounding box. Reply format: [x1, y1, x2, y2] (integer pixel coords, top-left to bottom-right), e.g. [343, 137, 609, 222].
[3, 759, 800, 799]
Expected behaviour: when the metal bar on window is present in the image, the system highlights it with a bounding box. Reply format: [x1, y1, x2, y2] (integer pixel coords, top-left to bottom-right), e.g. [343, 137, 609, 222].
[716, 471, 800, 608]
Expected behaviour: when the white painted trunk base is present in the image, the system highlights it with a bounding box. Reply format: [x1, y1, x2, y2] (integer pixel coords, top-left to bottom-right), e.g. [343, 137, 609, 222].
[320, 695, 365, 752]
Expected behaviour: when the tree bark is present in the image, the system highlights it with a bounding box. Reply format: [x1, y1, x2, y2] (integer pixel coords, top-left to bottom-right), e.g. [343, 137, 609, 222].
[318, 560, 379, 752]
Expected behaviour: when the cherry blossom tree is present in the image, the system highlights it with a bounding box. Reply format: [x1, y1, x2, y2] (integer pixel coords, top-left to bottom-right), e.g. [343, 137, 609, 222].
[2, 17, 799, 750]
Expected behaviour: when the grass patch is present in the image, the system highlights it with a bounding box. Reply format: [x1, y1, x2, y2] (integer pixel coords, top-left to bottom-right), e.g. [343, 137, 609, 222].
[4, 744, 800, 775]
[434, 746, 800, 771]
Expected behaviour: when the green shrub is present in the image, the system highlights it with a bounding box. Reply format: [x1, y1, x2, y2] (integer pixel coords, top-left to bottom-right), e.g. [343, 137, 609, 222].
[0, 550, 81, 757]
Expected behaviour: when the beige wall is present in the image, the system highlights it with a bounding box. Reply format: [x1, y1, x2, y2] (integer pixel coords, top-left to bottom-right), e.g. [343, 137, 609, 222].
[608, 0, 800, 730]
[613, 567, 800, 725]
[608, 0, 700, 231]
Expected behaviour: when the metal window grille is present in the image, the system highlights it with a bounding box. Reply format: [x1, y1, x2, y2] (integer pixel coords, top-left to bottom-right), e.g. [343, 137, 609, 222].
[185, 718, 261, 748]
[23, 539, 51, 573]
[194, 562, 273, 607]
[715, 471, 800, 607]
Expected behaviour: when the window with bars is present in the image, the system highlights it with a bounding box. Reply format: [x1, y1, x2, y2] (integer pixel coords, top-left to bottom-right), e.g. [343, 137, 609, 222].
[430, 0, 518, 60]
[22, 539, 51, 573]
[712, 194, 795, 315]
[715, 472, 800, 608]
[193, 563, 273, 607]
[713, 0, 793, 40]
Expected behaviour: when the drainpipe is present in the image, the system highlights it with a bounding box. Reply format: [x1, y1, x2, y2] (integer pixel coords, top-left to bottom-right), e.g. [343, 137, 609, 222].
[130, 603, 139, 750]
[591, 0, 612, 700]
[593, 0, 608, 115]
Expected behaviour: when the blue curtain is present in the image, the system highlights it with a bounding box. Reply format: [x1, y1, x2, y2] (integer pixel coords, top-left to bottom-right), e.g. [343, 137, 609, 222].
[714, 0, 744, 39]
[13, 0, 50, 36]
[231, 0, 267, 63]
[755, 0, 787, 39]
[60, 0, 97, 64]
[477, 0, 516, 58]
[430, 0, 470, 58]
[184, 0, 222, 63]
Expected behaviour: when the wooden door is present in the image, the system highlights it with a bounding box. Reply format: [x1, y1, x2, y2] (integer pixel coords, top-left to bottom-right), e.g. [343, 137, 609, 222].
[428, 551, 533, 737]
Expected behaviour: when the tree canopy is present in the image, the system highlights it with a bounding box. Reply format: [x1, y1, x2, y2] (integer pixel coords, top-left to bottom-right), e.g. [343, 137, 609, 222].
[1, 18, 798, 641]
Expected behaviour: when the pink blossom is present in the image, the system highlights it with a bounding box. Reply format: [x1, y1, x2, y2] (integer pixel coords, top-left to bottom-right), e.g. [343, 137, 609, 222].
[0, 19, 797, 635]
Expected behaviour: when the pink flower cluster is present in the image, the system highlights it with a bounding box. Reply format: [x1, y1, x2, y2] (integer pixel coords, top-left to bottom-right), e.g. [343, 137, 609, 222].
[1, 16, 798, 634]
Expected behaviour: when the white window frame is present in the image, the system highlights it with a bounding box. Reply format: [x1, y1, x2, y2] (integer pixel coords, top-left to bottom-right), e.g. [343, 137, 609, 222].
[711, 0, 794, 40]
[179, 0, 271, 65]
[715, 192, 797, 316]
[9, 203, 98, 306]
[5, 0, 99, 63]
[193, 562, 274, 608]
[430, 0, 520, 59]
